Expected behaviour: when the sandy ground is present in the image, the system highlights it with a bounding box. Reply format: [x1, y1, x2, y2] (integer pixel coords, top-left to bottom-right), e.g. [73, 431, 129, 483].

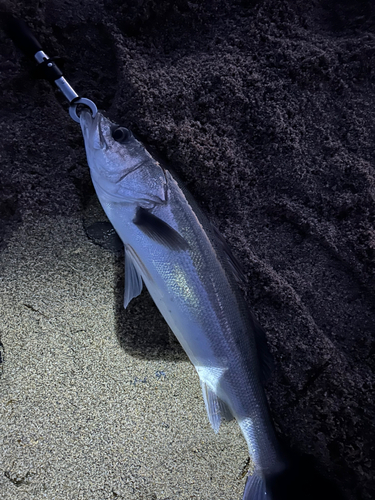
[0, 1, 374, 499]
[0, 214, 249, 500]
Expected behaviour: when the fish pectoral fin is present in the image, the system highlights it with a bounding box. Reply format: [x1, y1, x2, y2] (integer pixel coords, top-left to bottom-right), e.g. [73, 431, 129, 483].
[124, 244, 144, 308]
[133, 206, 189, 251]
[200, 381, 233, 434]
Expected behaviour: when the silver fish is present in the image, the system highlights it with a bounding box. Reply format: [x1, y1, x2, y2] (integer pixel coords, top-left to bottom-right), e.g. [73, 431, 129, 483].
[79, 111, 288, 499]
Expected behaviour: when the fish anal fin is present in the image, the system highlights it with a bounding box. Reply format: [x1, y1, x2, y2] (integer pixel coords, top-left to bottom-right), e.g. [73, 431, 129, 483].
[133, 206, 189, 251]
[201, 381, 222, 434]
[218, 397, 234, 423]
[198, 365, 233, 433]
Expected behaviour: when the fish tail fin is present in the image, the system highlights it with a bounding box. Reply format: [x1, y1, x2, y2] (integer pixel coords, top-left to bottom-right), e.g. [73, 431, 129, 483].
[243, 453, 347, 500]
[242, 469, 267, 500]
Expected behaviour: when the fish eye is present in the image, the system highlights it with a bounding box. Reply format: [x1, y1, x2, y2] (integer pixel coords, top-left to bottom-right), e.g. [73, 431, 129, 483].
[112, 126, 131, 143]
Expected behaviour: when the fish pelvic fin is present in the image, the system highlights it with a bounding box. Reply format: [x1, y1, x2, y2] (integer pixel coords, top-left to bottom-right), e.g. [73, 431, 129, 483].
[124, 244, 150, 308]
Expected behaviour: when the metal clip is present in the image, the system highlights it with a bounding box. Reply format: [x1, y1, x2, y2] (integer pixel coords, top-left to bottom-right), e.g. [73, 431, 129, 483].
[69, 97, 98, 123]
[33, 50, 97, 123]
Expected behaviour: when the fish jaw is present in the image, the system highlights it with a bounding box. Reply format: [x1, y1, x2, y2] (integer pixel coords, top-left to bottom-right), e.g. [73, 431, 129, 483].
[79, 109, 101, 144]
[80, 111, 167, 205]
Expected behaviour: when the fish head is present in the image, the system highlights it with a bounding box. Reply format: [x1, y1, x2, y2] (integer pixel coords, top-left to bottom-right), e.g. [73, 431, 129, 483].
[80, 111, 166, 205]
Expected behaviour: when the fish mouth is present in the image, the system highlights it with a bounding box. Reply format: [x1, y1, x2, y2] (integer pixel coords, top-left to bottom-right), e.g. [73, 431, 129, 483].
[80, 109, 100, 137]
[80, 111, 108, 150]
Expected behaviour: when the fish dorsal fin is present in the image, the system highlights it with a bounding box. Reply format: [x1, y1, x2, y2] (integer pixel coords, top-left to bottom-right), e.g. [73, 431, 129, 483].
[211, 225, 247, 285]
[124, 244, 143, 308]
[200, 381, 234, 433]
[210, 225, 273, 383]
[133, 207, 189, 251]
[250, 312, 275, 383]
